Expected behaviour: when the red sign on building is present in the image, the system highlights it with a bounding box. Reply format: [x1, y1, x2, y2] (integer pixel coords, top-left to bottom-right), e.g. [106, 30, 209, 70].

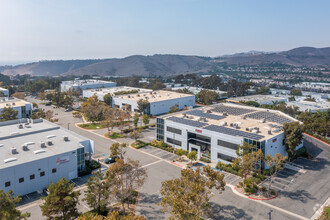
[195, 129, 202, 133]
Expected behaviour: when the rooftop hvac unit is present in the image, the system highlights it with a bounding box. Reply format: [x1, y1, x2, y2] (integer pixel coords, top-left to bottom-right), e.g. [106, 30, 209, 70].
[206, 110, 212, 113]
[63, 136, 69, 141]
[46, 140, 53, 146]
[40, 141, 46, 148]
[230, 123, 233, 127]
[11, 147, 17, 154]
[4, 157, 17, 163]
[246, 128, 250, 131]
[24, 124, 31, 128]
[252, 129, 258, 133]
[22, 145, 28, 151]
[268, 130, 272, 135]
[47, 135, 56, 139]
[0, 144, 3, 147]
[18, 124, 23, 129]
[128, 95, 131, 98]
[223, 112, 228, 116]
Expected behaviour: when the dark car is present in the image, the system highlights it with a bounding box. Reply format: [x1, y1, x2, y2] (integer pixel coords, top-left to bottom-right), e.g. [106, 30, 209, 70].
[45, 102, 52, 106]
[104, 156, 119, 164]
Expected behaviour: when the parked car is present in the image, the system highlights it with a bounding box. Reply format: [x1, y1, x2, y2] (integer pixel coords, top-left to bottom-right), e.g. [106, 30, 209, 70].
[45, 102, 52, 106]
[104, 156, 119, 164]
[65, 108, 72, 112]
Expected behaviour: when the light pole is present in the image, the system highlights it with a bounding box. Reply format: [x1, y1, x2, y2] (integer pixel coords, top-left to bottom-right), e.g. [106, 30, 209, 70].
[268, 210, 273, 220]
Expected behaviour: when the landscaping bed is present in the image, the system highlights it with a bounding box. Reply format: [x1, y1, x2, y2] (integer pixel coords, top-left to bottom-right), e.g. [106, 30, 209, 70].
[78, 160, 101, 177]
[105, 132, 126, 139]
[131, 140, 149, 149]
[78, 123, 104, 130]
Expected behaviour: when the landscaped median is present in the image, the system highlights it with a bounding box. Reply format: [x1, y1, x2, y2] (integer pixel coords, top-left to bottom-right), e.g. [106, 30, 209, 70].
[78, 122, 104, 130]
[104, 131, 126, 139]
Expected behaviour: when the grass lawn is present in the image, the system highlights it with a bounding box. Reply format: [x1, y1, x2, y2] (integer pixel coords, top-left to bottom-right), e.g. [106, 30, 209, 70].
[78, 123, 104, 130]
[131, 140, 148, 149]
[105, 132, 126, 139]
[321, 207, 330, 220]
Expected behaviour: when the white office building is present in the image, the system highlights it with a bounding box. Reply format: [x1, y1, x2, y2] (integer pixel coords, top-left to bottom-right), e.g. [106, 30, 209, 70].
[227, 95, 287, 105]
[0, 118, 94, 196]
[112, 90, 195, 115]
[60, 79, 116, 92]
[157, 103, 302, 165]
[172, 86, 228, 99]
[0, 97, 33, 119]
[0, 87, 9, 97]
[83, 86, 152, 101]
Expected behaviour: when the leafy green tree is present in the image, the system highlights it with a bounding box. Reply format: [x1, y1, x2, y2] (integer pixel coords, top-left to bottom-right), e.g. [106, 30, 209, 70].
[133, 113, 139, 128]
[256, 86, 270, 95]
[0, 190, 30, 220]
[30, 108, 46, 119]
[32, 102, 38, 108]
[201, 74, 222, 90]
[264, 154, 286, 194]
[130, 129, 142, 142]
[83, 172, 111, 215]
[242, 101, 260, 107]
[168, 104, 180, 113]
[283, 122, 303, 161]
[103, 93, 112, 105]
[196, 89, 219, 105]
[289, 88, 302, 96]
[137, 99, 149, 114]
[110, 142, 127, 158]
[187, 151, 197, 165]
[0, 107, 18, 121]
[141, 114, 150, 126]
[159, 166, 225, 219]
[40, 177, 81, 220]
[106, 158, 147, 214]
[175, 88, 194, 94]
[81, 94, 107, 122]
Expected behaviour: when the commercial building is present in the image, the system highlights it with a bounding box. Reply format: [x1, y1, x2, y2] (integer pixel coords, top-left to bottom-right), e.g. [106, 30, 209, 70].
[82, 86, 152, 101]
[60, 79, 116, 92]
[172, 86, 228, 99]
[287, 101, 330, 113]
[157, 103, 302, 165]
[227, 95, 287, 105]
[0, 118, 94, 196]
[0, 97, 33, 119]
[112, 90, 195, 115]
[0, 87, 9, 97]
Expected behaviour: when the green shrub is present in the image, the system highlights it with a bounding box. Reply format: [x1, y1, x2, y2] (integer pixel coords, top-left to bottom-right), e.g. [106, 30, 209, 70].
[132, 140, 148, 149]
[105, 132, 125, 139]
[270, 190, 276, 195]
[262, 186, 267, 192]
[200, 157, 211, 163]
[216, 162, 239, 175]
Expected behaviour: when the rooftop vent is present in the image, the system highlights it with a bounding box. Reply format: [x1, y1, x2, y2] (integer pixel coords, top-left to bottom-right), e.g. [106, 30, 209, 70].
[18, 124, 23, 129]
[22, 145, 28, 151]
[24, 123, 31, 128]
[268, 130, 272, 135]
[63, 136, 69, 141]
[40, 141, 46, 148]
[34, 150, 45, 154]
[4, 157, 17, 163]
[11, 147, 17, 154]
[47, 135, 56, 139]
[46, 140, 53, 146]
[24, 142, 35, 145]
[223, 112, 228, 116]
[206, 110, 212, 113]
[10, 132, 19, 136]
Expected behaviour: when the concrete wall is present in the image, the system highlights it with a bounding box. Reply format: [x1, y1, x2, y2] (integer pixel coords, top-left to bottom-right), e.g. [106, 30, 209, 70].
[0, 150, 78, 196]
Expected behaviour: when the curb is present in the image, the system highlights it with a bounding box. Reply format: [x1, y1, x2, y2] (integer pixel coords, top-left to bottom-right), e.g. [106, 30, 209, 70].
[304, 133, 330, 146]
[234, 185, 279, 201]
[170, 161, 183, 168]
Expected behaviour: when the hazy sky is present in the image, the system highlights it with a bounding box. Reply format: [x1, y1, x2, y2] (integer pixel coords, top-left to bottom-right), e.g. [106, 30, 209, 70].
[0, 0, 329, 64]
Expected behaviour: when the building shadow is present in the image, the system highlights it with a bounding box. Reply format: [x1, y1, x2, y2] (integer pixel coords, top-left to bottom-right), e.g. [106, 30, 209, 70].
[279, 189, 316, 203]
[209, 203, 253, 220]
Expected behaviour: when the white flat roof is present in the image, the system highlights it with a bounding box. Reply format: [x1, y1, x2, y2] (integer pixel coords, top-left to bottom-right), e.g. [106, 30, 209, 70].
[0, 119, 91, 169]
[84, 86, 152, 95]
[61, 79, 115, 86]
[227, 95, 287, 103]
[0, 98, 31, 108]
[114, 90, 195, 103]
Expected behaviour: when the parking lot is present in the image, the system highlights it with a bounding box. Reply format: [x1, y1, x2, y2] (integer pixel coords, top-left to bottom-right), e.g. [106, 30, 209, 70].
[139, 145, 178, 162]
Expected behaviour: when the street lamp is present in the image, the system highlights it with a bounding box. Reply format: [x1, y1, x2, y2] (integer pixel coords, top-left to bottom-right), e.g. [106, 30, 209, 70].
[268, 210, 273, 220]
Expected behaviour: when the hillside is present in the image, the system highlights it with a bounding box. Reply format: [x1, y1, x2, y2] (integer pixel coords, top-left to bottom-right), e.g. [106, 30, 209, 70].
[214, 47, 330, 67]
[1, 47, 330, 77]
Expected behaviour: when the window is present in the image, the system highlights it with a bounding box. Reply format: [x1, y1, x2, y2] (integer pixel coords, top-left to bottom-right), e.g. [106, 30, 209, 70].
[52, 168, 57, 173]
[217, 153, 235, 162]
[19, 178, 24, 183]
[217, 140, 238, 150]
[5, 181, 10, 187]
[167, 137, 182, 146]
[30, 174, 35, 180]
[166, 126, 182, 135]
[282, 139, 285, 145]
[40, 171, 45, 177]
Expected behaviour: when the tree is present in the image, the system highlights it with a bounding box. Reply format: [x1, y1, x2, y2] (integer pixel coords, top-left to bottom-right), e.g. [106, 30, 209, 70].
[137, 99, 149, 114]
[264, 154, 286, 194]
[283, 122, 303, 161]
[141, 114, 150, 126]
[40, 177, 81, 220]
[168, 104, 179, 113]
[187, 151, 197, 165]
[130, 129, 142, 142]
[77, 211, 146, 220]
[0, 107, 18, 121]
[289, 88, 302, 96]
[38, 92, 46, 100]
[196, 89, 219, 105]
[101, 119, 115, 135]
[106, 158, 147, 214]
[256, 86, 270, 95]
[45, 110, 54, 121]
[11, 92, 25, 99]
[110, 142, 127, 158]
[132, 113, 139, 128]
[81, 94, 107, 122]
[31, 108, 46, 119]
[0, 90, 6, 97]
[83, 172, 111, 215]
[32, 102, 38, 109]
[201, 74, 222, 90]
[0, 190, 30, 220]
[159, 166, 225, 219]
[103, 93, 112, 105]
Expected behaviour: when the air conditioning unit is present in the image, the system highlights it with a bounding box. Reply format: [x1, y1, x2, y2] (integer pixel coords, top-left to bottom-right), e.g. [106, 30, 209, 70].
[63, 136, 69, 141]
[246, 128, 249, 131]
[40, 141, 46, 148]
[11, 147, 17, 154]
[230, 123, 233, 127]
[46, 140, 53, 146]
[18, 124, 23, 129]
[22, 145, 28, 151]
[268, 130, 272, 135]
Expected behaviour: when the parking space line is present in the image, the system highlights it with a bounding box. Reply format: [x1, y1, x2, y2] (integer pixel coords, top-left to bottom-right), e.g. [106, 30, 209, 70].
[141, 160, 163, 168]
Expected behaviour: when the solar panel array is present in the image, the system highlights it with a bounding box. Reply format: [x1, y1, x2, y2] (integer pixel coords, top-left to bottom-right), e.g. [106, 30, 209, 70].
[212, 105, 256, 115]
[204, 124, 265, 140]
[186, 109, 224, 120]
[167, 116, 208, 128]
[245, 111, 293, 124]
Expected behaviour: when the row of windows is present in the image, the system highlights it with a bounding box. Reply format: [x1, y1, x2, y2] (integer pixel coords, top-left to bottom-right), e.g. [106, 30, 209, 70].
[166, 126, 182, 135]
[217, 139, 238, 150]
[217, 153, 236, 163]
[4, 169, 56, 187]
[167, 137, 182, 146]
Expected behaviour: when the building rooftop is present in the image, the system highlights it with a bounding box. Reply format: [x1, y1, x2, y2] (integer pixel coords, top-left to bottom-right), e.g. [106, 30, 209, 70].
[227, 95, 287, 104]
[84, 86, 152, 96]
[160, 103, 298, 141]
[115, 90, 195, 103]
[61, 79, 115, 86]
[0, 97, 31, 109]
[0, 119, 93, 169]
[287, 101, 330, 112]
